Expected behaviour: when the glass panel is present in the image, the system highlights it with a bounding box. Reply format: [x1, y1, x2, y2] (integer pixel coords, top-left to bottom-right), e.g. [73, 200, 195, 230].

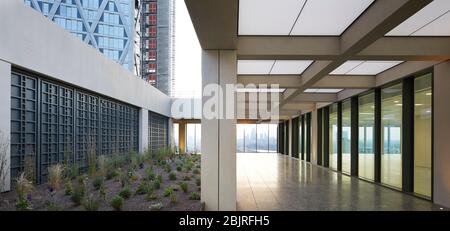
[342, 100, 351, 174]
[358, 92, 375, 181]
[329, 104, 338, 170]
[257, 124, 269, 152]
[381, 83, 402, 189]
[268, 124, 278, 152]
[244, 124, 257, 152]
[237, 124, 245, 153]
[186, 123, 201, 154]
[173, 123, 179, 153]
[414, 73, 432, 198]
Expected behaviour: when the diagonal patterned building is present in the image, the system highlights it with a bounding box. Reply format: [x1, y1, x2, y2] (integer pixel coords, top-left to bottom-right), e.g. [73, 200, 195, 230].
[24, 0, 136, 73]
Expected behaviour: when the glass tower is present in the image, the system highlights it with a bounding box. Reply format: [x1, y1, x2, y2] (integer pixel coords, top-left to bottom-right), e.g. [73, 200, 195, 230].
[24, 0, 135, 73]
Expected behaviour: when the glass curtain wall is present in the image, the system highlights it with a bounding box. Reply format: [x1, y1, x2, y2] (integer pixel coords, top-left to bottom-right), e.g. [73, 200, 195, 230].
[236, 124, 278, 153]
[414, 74, 432, 198]
[186, 123, 201, 154]
[342, 100, 351, 174]
[358, 93, 375, 181]
[329, 104, 338, 170]
[381, 83, 403, 189]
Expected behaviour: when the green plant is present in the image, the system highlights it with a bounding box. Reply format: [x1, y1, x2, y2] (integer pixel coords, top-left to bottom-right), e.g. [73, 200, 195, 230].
[71, 182, 86, 206]
[135, 181, 152, 195]
[176, 165, 182, 171]
[24, 153, 36, 182]
[119, 170, 130, 187]
[179, 182, 188, 193]
[156, 174, 163, 183]
[87, 136, 97, 176]
[106, 168, 119, 180]
[83, 194, 100, 211]
[15, 173, 33, 211]
[64, 178, 73, 196]
[146, 192, 158, 201]
[169, 172, 177, 181]
[70, 164, 79, 179]
[110, 195, 124, 211]
[130, 151, 139, 170]
[163, 187, 174, 197]
[193, 168, 200, 175]
[92, 176, 104, 190]
[182, 175, 191, 181]
[170, 193, 177, 204]
[145, 168, 155, 181]
[119, 186, 131, 199]
[164, 164, 172, 173]
[189, 192, 200, 200]
[195, 177, 201, 186]
[99, 184, 107, 201]
[97, 155, 107, 177]
[152, 180, 161, 189]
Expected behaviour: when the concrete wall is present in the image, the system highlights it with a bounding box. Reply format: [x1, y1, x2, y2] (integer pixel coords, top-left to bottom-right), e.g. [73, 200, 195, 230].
[0, 0, 171, 117]
[433, 61, 450, 208]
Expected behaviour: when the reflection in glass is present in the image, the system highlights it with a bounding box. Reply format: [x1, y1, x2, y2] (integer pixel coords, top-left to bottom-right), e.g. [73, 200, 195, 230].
[237, 125, 245, 152]
[257, 124, 269, 152]
[358, 93, 375, 181]
[329, 104, 338, 170]
[244, 124, 257, 152]
[381, 83, 402, 189]
[268, 124, 278, 152]
[186, 123, 201, 153]
[414, 74, 432, 198]
[342, 100, 351, 174]
[173, 123, 179, 153]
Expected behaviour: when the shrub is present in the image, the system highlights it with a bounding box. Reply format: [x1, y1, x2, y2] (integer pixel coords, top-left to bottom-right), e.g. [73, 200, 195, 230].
[106, 168, 119, 180]
[15, 173, 33, 211]
[24, 153, 36, 182]
[69, 164, 79, 180]
[196, 177, 201, 187]
[110, 195, 124, 211]
[164, 164, 172, 173]
[156, 174, 163, 183]
[119, 170, 130, 187]
[170, 193, 177, 204]
[64, 178, 73, 196]
[47, 164, 64, 191]
[83, 194, 100, 211]
[182, 175, 191, 181]
[152, 180, 161, 190]
[169, 172, 177, 181]
[179, 182, 188, 193]
[176, 165, 182, 171]
[146, 192, 158, 201]
[99, 184, 107, 201]
[145, 168, 155, 181]
[163, 187, 174, 197]
[97, 155, 107, 177]
[193, 168, 200, 175]
[130, 151, 139, 170]
[71, 182, 86, 206]
[189, 192, 200, 200]
[135, 181, 152, 195]
[119, 186, 131, 199]
[87, 137, 97, 176]
[92, 176, 104, 191]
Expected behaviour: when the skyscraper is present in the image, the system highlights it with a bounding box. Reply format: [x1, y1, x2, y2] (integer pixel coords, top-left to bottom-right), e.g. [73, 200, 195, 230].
[139, 0, 174, 96]
[24, 0, 135, 72]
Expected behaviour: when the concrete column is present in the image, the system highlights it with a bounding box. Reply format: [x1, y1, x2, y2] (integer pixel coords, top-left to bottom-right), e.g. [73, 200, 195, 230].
[0, 60, 11, 192]
[168, 118, 174, 149]
[201, 50, 237, 211]
[433, 61, 450, 208]
[138, 109, 149, 154]
[178, 122, 186, 154]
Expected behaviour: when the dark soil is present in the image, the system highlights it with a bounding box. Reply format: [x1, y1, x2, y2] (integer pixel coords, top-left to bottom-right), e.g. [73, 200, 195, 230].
[0, 154, 202, 211]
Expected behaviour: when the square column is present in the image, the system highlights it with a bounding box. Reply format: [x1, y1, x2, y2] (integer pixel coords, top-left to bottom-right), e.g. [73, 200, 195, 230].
[0, 60, 11, 192]
[138, 109, 149, 154]
[178, 121, 186, 154]
[201, 50, 237, 211]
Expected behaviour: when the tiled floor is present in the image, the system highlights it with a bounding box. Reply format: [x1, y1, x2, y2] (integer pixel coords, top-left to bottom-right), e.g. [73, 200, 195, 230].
[237, 153, 443, 211]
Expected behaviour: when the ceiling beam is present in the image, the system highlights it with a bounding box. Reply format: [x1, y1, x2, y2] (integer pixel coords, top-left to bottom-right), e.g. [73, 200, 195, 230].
[238, 75, 375, 89]
[185, 0, 237, 49]
[281, 0, 433, 106]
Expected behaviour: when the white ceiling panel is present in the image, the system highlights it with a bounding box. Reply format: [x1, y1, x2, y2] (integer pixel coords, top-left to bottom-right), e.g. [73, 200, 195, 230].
[329, 61, 363, 75]
[270, 60, 313, 74]
[236, 88, 286, 93]
[387, 0, 450, 36]
[304, 89, 343, 93]
[237, 60, 275, 75]
[330, 61, 403, 75]
[290, 0, 374, 35]
[238, 0, 307, 35]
